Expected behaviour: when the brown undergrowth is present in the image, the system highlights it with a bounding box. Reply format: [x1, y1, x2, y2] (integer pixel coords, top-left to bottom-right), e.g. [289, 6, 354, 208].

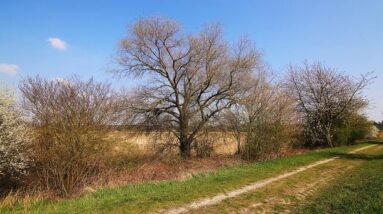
[96, 156, 242, 189]
[85, 145, 309, 195]
[1, 138, 309, 203]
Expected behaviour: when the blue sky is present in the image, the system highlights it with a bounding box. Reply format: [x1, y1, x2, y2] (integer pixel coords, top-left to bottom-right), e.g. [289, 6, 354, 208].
[0, 0, 382, 120]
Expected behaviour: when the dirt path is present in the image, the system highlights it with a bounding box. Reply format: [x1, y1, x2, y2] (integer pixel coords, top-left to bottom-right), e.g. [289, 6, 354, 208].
[159, 144, 378, 214]
[218, 154, 367, 214]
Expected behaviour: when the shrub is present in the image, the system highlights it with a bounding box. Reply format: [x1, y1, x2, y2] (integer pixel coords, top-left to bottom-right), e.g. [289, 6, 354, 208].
[333, 114, 373, 146]
[193, 132, 215, 158]
[0, 88, 30, 193]
[20, 76, 120, 196]
[242, 120, 292, 161]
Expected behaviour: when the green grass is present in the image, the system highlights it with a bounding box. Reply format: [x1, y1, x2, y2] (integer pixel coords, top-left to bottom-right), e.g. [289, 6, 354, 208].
[298, 144, 383, 213]
[189, 142, 383, 213]
[0, 142, 377, 214]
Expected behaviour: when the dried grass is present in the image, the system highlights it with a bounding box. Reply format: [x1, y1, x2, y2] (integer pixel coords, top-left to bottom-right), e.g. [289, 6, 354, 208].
[94, 155, 242, 188]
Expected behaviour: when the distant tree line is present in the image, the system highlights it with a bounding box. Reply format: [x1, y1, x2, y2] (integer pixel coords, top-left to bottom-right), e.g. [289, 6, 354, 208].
[373, 121, 383, 130]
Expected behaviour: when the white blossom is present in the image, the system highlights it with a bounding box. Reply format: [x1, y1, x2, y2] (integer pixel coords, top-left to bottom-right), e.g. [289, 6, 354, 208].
[0, 87, 29, 179]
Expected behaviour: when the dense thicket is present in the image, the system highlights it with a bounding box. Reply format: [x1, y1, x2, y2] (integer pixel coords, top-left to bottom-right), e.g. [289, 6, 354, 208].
[334, 114, 376, 145]
[20, 77, 121, 196]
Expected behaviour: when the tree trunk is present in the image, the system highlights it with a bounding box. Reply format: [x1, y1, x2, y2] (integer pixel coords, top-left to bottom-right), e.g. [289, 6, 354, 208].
[325, 126, 333, 147]
[235, 135, 241, 155]
[179, 113, 192, 157]
[236, 140, 241, 155]
[180, 136, 191, 157]
[233, 130, 241, 155]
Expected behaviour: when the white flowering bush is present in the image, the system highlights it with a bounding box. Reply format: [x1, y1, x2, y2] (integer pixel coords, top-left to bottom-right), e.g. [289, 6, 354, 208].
[0, 88, 29, 187]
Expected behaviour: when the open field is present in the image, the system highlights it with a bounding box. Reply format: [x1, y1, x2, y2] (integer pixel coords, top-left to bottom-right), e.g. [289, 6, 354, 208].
[107, 131, 240, 156]
[1, 141, 381, 213]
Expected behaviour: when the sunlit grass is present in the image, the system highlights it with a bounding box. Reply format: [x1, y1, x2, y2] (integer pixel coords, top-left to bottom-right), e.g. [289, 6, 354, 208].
[298, 143, 383, 213]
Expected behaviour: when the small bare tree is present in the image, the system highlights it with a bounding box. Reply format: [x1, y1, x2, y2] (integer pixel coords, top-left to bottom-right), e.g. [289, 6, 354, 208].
[288, 62, 372, 147]
[222, 70, 297, 159]
[116, 17, 259, 157]
[20, 76, 121, 196]
[222, 69, 272, 154]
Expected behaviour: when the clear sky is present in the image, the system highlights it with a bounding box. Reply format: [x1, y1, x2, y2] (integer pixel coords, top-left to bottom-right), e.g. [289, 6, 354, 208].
[0, 0, 382, 120]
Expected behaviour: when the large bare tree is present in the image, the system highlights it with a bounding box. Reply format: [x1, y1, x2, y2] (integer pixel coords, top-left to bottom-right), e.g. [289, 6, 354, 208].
[116, 17, 259, 157]
[288, 62, 372, 147]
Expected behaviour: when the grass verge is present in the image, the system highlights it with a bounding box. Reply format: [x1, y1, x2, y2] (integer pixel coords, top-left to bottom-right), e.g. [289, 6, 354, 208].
[298, 143, 383, 213]
[0, 141, 378, 214]
[191, 142, 383, 213]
